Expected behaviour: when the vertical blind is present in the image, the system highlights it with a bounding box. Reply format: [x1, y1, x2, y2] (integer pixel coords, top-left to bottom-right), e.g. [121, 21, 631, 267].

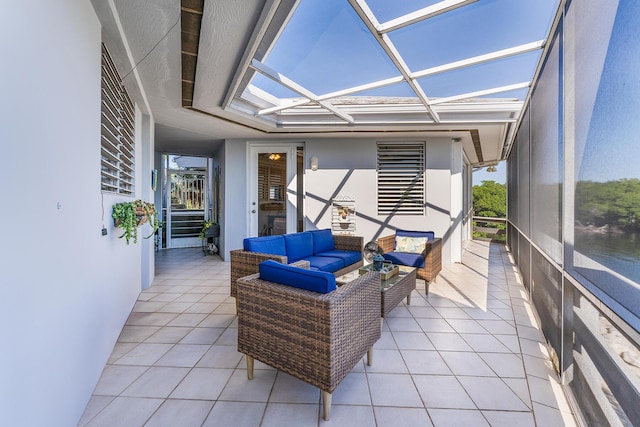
[101, 44, 135, 195]
[377, 142, 425, 215]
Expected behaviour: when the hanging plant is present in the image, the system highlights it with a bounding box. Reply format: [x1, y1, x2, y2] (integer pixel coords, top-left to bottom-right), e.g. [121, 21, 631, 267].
[112, 199, 159, 244]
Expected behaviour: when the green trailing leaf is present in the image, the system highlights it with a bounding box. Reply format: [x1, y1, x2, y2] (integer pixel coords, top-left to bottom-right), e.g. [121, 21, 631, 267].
[198, 220, 218, 239]
[112, 200, 159, 244]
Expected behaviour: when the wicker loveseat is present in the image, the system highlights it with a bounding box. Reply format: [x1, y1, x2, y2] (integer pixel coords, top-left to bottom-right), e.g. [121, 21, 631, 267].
[230, 229, 363, 302]
[236, 260, 381, 420]
[377, 230, 442, 292]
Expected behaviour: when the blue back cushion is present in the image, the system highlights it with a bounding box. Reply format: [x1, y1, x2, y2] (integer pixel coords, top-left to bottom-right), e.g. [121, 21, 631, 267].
[259, 260, 337, 293]
[283, 232, 314, 262]
[309, 229, 335, 254]
[243, 236, 287, 256]
[395, 230, 434, 249]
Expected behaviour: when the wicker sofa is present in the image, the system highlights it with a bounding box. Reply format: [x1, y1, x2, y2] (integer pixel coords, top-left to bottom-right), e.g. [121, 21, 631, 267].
[236, 260, 381, 420]
[230, 229, 363, 302]
[377, 230, 442, 292]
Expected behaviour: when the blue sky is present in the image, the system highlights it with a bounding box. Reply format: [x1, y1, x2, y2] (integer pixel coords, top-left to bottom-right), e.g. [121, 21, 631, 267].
[473, 162, 505, 185]
[577, 0, 640, 182]
[257, 0, 558, 99]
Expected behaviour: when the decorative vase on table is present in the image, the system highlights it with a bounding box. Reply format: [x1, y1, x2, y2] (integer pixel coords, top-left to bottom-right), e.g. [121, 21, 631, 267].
[372, 253, 385, 271]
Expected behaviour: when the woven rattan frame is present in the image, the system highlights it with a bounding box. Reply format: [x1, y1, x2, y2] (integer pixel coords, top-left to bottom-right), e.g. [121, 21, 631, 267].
[237, 262, 380, 412]
[229, 234, 364, 299]
[381, 268, 417, 317]
[377, 235, 442, 292]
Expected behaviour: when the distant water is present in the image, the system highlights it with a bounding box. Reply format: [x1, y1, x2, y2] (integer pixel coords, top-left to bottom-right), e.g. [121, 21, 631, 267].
[575, 231, 640, 284]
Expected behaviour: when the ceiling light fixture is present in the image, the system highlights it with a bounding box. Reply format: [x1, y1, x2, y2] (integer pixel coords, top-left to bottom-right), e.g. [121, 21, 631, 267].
[268, 153, 281, 161]
[487, 164, 497, 172]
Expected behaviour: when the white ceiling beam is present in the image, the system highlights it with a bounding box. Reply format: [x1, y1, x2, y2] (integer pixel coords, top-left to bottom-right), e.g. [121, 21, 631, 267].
[277, 118, 518, 126]
[223, 0, 289, 110]
[438, 118, 519, 123]
[258, 74, 406, 115]
[317, 101, 356, 123]
[349, 0, 440, 122]
[434, 102, 523, 112]
[429, 82, 530, 105]
[258, 37, 541, 116]
[317, 75, 405, 101]
[250, 59, 314, 101]
[250, 59, 355, 123]
[258, 99, 312, 116]
[381, 33, 441, 122]
[411, 40, 545, 79]
[379, 0, 478, 34]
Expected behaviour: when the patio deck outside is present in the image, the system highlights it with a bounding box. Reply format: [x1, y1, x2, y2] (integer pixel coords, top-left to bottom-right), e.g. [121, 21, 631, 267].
[79, 240, 576, 426]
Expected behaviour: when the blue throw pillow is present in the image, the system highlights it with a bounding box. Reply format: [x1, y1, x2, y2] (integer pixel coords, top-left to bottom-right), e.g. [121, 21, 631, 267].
[243, 236, 287, 256]
[259, 260, 337, 293]
[309, 229, 335, 254]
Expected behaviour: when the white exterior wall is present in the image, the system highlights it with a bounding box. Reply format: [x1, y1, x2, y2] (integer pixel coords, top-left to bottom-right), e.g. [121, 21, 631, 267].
[0, 1, 153, 425]
[223, 138, 463, 265]
[222, 140, 247, 260]
[449, 138, 464, 263]
[140, 112, 155, 288]
[306, 138, 461, 265]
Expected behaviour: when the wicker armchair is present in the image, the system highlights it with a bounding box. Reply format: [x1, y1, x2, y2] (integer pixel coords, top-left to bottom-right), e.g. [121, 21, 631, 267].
[236, 261, 381, 421]
[377, 234, 442, 292]
[229, 234, 363, 300]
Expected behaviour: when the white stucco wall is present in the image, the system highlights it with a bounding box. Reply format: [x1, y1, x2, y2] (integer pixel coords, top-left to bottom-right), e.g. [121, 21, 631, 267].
[0, 1, 151, 425]
[306, 138, 461, 265]
[223, 138, 463, 265]
[222, 140, 247, 260]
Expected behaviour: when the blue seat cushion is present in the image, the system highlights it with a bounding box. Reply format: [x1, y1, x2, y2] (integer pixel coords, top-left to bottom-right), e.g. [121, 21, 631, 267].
[309, 229, 335, 254]
[382, 252, 425, 269]
[283, 232, 314, 262]
[243, 236, 287, 256]
[259, 260, 336, 293]
[304, 256, 345, 272]
[316, 250, 361, 267]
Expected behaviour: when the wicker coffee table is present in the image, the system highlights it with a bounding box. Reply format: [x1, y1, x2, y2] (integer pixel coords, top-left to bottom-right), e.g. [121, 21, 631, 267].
[337, 265, 417, 317]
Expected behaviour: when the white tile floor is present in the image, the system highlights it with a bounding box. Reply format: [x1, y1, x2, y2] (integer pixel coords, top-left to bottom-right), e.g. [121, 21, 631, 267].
[78, 240, 577, 426]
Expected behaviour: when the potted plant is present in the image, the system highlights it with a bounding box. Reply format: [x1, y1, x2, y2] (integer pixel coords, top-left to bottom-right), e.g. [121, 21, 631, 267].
[337, 206, 351, 220]
[199, 220, 219, 239]
[112, 199, 159, 244]
[199, 220, 219, 255]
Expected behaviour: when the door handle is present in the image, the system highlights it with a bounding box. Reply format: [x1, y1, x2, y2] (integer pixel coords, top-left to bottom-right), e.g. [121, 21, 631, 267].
[251, 210, 256, 213]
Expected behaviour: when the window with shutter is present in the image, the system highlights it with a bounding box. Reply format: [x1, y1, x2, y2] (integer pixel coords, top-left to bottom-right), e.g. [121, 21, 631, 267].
[377, 142, 425, 215]
[101, 43, 135, 195]
[258, 160, 285, 202]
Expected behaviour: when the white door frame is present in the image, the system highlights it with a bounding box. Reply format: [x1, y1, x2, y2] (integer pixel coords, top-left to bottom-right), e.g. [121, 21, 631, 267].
[165, 168, 207, 248]
[247, 143, 298, 237]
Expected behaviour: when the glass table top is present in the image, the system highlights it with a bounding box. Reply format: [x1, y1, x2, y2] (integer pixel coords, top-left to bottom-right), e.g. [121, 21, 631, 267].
[336, 264, 416, 290]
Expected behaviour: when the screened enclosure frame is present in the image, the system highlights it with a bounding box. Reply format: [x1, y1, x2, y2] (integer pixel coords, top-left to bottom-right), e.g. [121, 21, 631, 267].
[223, 0, 557, 131]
